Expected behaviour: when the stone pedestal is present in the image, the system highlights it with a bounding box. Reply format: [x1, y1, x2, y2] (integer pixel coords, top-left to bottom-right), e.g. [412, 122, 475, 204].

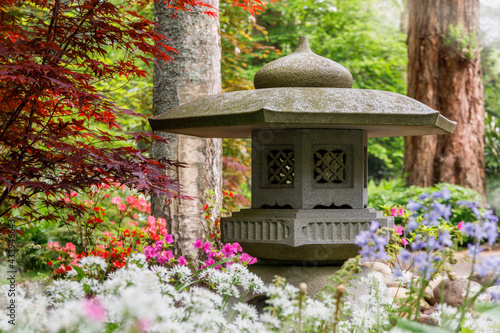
[222, 208, 392, 262]
[221, 128, 393, 262]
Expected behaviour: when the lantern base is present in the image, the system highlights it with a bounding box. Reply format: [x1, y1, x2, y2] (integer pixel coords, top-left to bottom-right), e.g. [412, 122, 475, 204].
[221, 208, 393, 262]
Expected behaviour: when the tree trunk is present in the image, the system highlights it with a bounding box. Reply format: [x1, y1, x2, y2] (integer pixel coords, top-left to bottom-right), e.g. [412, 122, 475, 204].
[152, 1, 222, 259]
[404, 0, 486, 196]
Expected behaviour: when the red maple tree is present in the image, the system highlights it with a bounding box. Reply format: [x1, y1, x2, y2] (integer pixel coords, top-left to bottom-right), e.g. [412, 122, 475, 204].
[0, 0, 263, 227]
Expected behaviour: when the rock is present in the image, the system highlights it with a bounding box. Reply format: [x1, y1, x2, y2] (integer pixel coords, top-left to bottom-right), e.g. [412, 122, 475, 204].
[486, 286, 500, 301]
[429, 276, 445, 290]
[363, 261, 392, 277]
[433, 278, 490, 307]
[386, 287, 432, 311]
[417, 314, 439, 326]
[472, 272, 500, 286]
[423, 286, 436, 305]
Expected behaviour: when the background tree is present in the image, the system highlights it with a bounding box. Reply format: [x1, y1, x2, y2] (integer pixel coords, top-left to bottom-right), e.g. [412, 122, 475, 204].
[404, 0, 486, 196]
[152, 0, 223, 258]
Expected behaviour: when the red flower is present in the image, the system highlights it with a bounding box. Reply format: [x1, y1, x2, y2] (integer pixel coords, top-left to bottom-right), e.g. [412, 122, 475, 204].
[47, 260, 52, 266]
[203, 204, 209, 210]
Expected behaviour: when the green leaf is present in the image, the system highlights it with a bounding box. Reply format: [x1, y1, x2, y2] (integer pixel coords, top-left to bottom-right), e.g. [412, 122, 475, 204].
[475, 302, 500, 318]
[71, 265, 86, 282]
[396, 319, 451, 333]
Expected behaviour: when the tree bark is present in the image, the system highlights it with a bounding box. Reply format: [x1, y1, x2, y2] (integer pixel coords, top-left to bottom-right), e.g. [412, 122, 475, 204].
[152, 1, 222, 259]
[404, 0, 486, 196]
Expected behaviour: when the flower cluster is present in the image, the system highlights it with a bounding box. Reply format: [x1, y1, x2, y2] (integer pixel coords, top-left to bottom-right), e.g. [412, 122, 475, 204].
[354, 220, 389, 261]
[193, 238, 256, 269]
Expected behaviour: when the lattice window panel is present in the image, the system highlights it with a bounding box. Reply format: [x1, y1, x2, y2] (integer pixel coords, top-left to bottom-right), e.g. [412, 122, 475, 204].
[314, 149, 346, 184]
[267, 149, 294, 185]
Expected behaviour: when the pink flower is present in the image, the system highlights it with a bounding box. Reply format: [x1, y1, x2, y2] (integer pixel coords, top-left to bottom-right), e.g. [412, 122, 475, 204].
[397, 208, 405, 217]
[458, 221, 464, 230]
[118, 203, 127, 211]
[401, 238, 409, 246]
[234, 243, 243, 253]
[394, 226, 403, 236]
[204, 258, 215, 267]
[222, 243, 235, 257]
[164, 234, 174, 244]
[390, 208, 398, 217]
[136, 318, 150, 333]
[83, 299, 106, 322]
[177, 256, 187, 266]
[111, 196, 122, 205]
[202, 241, 212, 253]
[104, 194, 110, 198]
[193, 238, 203, 249]
[126, 195, 138, 206]
[240, 252, 257, 265]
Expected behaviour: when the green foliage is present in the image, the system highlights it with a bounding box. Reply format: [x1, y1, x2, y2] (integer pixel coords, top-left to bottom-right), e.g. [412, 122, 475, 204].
[443, 24, 480, 60]
[368, 137, 404, 180]
[251, 0, 408, 94]
[368, 179, 484, 227]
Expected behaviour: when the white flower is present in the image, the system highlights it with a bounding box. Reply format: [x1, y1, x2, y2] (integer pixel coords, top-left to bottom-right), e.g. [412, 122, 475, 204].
[46, 280, 85, 304]
[79, 255, 108, 275]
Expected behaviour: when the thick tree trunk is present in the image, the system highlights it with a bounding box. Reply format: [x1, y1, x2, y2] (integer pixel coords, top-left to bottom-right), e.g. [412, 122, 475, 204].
[152, 1, 222, 259]
[404, 0, 486, 196]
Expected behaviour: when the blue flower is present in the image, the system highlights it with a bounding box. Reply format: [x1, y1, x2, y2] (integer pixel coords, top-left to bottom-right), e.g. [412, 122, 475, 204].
[422, 211, 440, 226]
[432, 202, 452, 221]
[482, 210, 499, 223]
[400, 250, 412, 265]
[354, 230, 371, 247]
[432, 188, 451, 200]
[407, 218, 419, 232]
[419, 193, 430, 200]
[463, 222, 475, 237]
[407, 199, 421, 213]
[370, 220, 380, 233]
[457, 200, 480, 209]
[438, 231, 453, 248]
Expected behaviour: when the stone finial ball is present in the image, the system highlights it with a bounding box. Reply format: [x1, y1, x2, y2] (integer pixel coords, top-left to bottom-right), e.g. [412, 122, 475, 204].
[254, 36, 353, 89]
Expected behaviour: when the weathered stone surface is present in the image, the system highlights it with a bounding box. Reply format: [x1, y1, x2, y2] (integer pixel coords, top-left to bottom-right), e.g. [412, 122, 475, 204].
[251, 129, 367, 210]
[387, 287, 431, 311]
[472, 271, 500, 286]
[417, 314, 439, 326]
[253, 36, 353, 89]
[148, 87, 457, 138]
[433, 278, 490, 307]
[486, 285, 500, 300]
[221, 208, 393, 261]
[424, 286, 437, 305]
[363, 262, 392, 276]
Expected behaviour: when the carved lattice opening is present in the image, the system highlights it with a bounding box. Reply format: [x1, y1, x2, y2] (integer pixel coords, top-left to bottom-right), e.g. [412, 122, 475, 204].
[314, 149, 346, 184]
[267, 149, 294, 185]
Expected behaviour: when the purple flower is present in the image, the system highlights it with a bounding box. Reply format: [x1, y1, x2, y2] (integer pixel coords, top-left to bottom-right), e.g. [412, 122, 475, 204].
[432, 202, 452, 221]
[482, 210, 499, 223]
[164, 234, 174, 244]
[457, 200, 480, 209]
[400, 250, 412, 265]
[422, 211, 440, 226]
[407, 199, 421, 213]
[370, 220, 380, 233]
[438, 231, 453, 248]
[484, 221, 499, 246]
[354, 231, 371, 247]
[407, 219, 419, 232]
[419, 193, 430, 200]
[467, 243, 483, 257]
[432, 188, 451, 200]
[463, 222, 475, 237]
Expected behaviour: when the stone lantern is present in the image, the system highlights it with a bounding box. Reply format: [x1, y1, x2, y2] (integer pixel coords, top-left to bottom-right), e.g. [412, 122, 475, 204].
[149, 36, 456, 264]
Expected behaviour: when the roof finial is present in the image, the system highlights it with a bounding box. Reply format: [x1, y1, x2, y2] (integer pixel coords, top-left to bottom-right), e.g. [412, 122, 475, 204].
[295, 36, 312, 53]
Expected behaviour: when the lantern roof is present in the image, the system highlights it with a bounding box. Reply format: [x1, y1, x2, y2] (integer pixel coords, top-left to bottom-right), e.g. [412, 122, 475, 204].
[149, 36, 456, 138]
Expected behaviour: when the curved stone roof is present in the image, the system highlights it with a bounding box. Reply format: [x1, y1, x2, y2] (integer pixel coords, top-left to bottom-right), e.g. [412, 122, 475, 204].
[149, 87, 456, 138]
[254, 36, 353, 89]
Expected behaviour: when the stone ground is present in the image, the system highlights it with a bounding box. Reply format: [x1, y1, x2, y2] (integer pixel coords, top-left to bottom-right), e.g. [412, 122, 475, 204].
[451, 245, 500, 277]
